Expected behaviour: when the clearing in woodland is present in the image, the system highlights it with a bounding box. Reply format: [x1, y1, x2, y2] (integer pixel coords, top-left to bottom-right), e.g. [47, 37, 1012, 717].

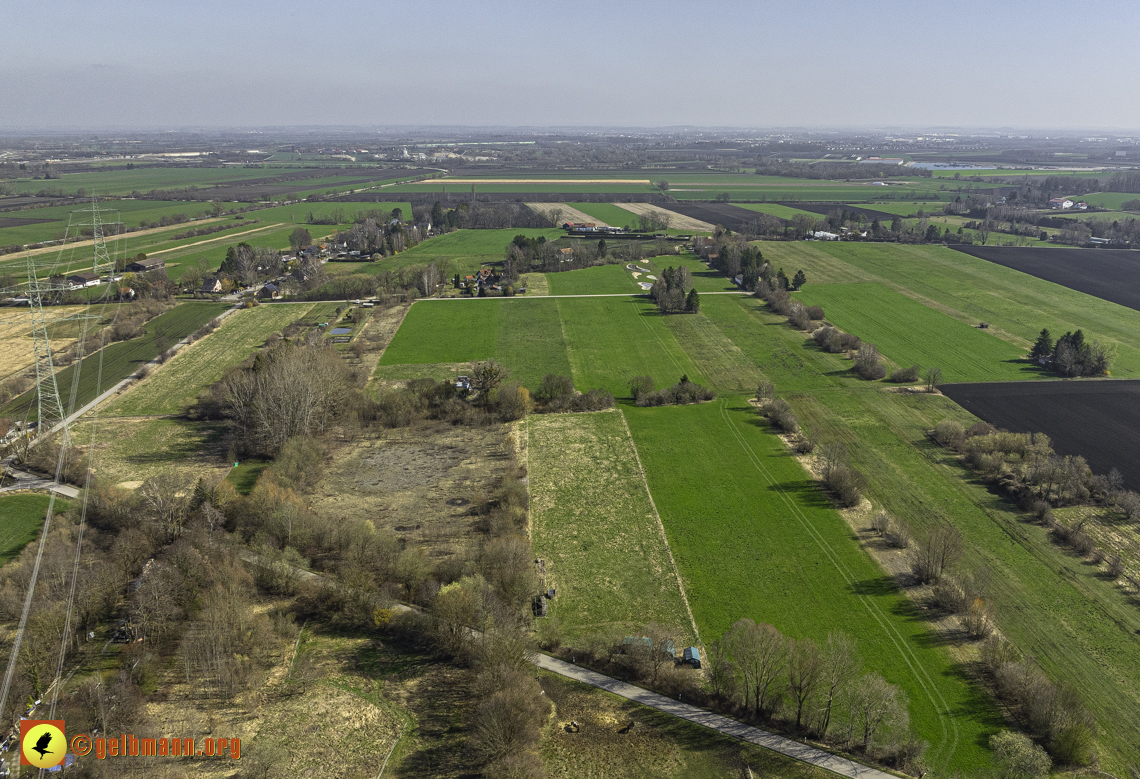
[527, 411, 693, 642]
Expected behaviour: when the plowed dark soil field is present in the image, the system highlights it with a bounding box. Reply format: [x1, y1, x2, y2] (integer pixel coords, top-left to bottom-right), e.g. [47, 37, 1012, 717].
[774, 202, 897, 220]
[0, 217, 53, 228]
[941, 379, 1140, 490]
[952, 246, 1140, 312]
[660, 202, 773, 232]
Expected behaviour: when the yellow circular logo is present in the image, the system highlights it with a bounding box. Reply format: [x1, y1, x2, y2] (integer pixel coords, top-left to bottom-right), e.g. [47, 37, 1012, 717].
[22, 722, 66, 768]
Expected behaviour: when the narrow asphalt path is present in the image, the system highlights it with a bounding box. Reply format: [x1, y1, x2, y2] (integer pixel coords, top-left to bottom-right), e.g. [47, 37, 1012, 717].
[532, 654, 898, 779]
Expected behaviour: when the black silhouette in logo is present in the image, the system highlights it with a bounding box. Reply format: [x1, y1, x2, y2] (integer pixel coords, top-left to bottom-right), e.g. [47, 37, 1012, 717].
[32, 731, 53, 759]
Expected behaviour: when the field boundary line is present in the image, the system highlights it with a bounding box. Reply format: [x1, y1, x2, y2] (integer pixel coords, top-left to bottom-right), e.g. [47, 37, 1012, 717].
[618, 409, 701, 647]
[146, 222, 284, 256]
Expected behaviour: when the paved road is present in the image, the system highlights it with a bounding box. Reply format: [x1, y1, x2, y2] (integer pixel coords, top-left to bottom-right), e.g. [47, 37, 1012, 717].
[0, 466, 79, 498]
[532, 654, 897, 779]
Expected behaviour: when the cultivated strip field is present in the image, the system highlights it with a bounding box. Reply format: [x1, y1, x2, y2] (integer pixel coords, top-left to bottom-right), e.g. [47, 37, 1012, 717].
[528, 411, 694, 642]
[525, 202, 610, 226]
[103, 303, 315, 416]
[794, 283, 1031, 383]
[4, 302, 230, 420]
[762, 242, 1140, 377]
[952, 245, 1140, 313]
[616, 203, 715, 232]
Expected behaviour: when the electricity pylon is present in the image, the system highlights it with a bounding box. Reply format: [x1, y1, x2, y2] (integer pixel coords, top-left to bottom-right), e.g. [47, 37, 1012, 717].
[0, 198, 118, 446]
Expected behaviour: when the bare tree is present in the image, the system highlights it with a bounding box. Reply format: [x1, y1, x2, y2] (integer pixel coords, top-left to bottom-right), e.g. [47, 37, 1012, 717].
[843, 672, 909, 750]
[925, 366, 943, 393]
[137, 472, 193, 542]
[417, 262, 441, 297]
[817, 631, 860, 737]
[787, 637, 823, 730]
[728, 619, 787, 718]
[471, 359, 509, 395]
[911, 526, 963, 584]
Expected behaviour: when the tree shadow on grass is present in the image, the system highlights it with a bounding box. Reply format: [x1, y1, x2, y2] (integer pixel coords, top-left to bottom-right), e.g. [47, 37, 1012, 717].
[941, 660, 1009, 745]
[120, 423, 227, 468]
[764, 480, 833, 511]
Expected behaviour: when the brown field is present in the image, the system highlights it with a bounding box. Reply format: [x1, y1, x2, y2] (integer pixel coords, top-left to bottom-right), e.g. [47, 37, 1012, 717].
[0, 306, 85, 380]
[526, 203, 611, 227]
[614, 202, 714, 232]
[143, 624, 402, 778]
[309, 421, 519, 564]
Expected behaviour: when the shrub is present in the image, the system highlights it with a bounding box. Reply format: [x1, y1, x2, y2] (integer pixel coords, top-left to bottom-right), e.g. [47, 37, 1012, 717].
[629, 375, 655, 403]
[933, 420, 965, 448]
[756, 380, 775, 402]
[853, 344, 886, 380]
[787, 303, 811, 331]
[888, 364, 921, 383]
[793, 437, 815, 454]
[805, 305, 825, 321]
[826, 464, 866, 507]
[871, 511, 890, 536]
[764, 398, 799, 434]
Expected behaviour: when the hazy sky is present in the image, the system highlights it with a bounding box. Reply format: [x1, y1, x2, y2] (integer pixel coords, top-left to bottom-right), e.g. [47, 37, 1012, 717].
[3, 0, 1139, 131]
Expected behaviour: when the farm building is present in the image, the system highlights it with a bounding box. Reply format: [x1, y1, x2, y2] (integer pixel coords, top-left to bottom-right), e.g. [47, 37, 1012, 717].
[125, 257, 165, 273]
[812, 231, 840, 241]
[199, 278, 222, 293]
[67, 271, 100, 288]
[258, 283, 281, 299]
[1049, 198, 1074, 209]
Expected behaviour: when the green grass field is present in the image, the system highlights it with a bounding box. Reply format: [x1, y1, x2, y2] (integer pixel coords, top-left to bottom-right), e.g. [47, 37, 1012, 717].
[378, 298, 570, 390]
[354, 228, 563, 277]
[564, 203, 646, 228]
[642, 254, 739, 293]
[1073, 192, 1140, 210]
[4, 302, 230, 420]
[103, 304, 314, 416]
[734, 202, 829, 220]
[761, 242, 1140, 377]
[625, 398, 998, 772]
[794, 283, 1032, 383]
[557, 297, 705, 397]
[0, 494, 70, 566]
[528, 411, 693, 641]
[545, 264, 639, 295]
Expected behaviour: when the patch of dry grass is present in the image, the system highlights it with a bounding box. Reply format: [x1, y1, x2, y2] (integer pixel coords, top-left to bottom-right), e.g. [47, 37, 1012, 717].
[528, 410, 693, 642]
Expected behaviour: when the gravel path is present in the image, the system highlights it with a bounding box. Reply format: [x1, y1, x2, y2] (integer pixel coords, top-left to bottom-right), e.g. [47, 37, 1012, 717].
[532, 653, 898, 779]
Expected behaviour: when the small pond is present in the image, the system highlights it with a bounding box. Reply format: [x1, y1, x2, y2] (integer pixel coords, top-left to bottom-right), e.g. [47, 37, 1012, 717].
[330, 327, 351, 335]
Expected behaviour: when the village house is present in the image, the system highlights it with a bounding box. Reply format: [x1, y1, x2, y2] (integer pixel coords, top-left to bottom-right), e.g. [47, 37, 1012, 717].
[258, 282, 281, 299]
[67, 271, 100, 288]
[199, 278, 223, 293]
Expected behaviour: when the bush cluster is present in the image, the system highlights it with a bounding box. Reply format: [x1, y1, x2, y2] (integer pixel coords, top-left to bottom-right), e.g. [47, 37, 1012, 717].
[811, 325, 862, 354]
[852, 344, 887, 380]
[533, 374, 614, 413]
[630, 375, 716, 407]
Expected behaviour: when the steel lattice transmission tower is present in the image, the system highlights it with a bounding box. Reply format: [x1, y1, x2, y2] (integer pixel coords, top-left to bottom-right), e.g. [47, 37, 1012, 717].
[2, 198, 119, 445]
